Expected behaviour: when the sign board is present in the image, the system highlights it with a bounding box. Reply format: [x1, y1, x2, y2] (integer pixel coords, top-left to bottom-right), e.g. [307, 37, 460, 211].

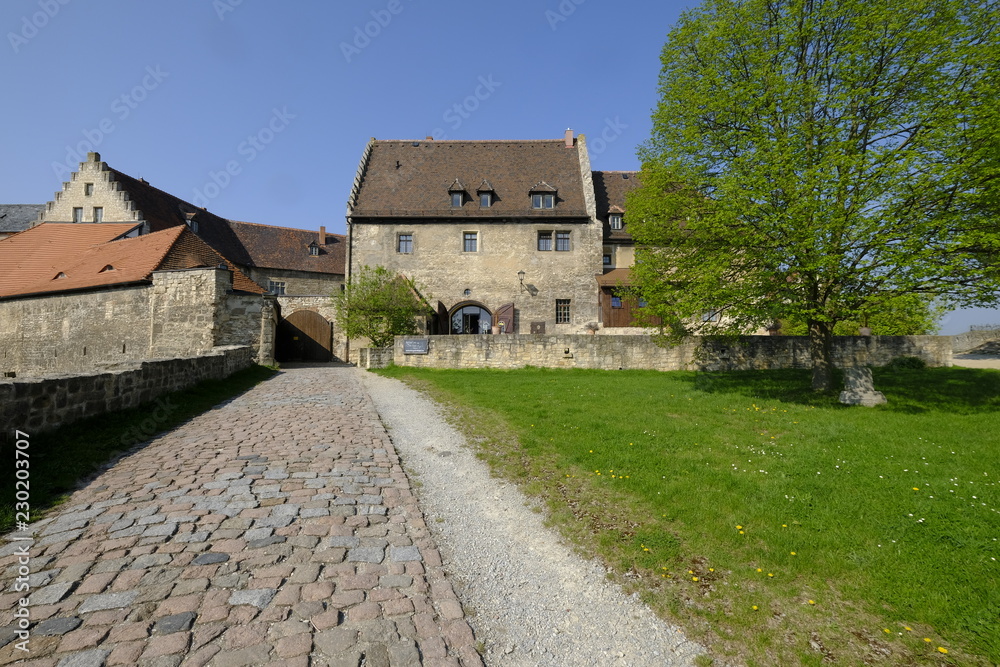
[403, 338, 429, 355]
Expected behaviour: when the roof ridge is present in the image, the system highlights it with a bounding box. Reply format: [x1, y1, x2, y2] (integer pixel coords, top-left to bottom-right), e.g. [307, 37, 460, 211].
[227, 219, 345, 237]
[375, 139, 569, 144]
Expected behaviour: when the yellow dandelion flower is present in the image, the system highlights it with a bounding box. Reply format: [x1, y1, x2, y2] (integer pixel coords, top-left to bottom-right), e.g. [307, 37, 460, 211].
[708, 568, 714, 572]
[767, 573, 774, 577]
[782, 524, 787, 527]
[790, 552, 796, 555]
[904, 627, 912, 632]
[913, 487, 920, 491]
[736, 525, 743, 529]
[688, 570, 694, 574]
[692, 576, 698, 581]
[884, 629, 891, 634]
[752, 605, 758, 610]
[808, 600, 815, 605]
[924, 638, 932, 643]
[739, 530, 745, 535]
[757, 568, 762, 572]
[938, 647, 948, 654]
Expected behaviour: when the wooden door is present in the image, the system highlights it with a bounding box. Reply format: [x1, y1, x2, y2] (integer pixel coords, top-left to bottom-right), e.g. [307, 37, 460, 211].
[276, 310, 332, 362]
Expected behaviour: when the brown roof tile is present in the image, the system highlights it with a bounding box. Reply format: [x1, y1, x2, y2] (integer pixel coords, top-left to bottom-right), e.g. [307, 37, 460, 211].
[0, 223, 139, 296]
[0, 223, 262, 299]
[349, 139, 590, 218]
[593, 171, 641, 242]
[226, 220, 345, 275]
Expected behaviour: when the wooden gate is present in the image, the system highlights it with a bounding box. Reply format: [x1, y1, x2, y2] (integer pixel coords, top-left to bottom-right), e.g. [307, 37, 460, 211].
[276, 310, 332, 362]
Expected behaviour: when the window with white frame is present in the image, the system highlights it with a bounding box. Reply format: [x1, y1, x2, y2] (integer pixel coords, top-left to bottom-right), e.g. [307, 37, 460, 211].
[463, 232, 478, 252]
[72, 207, 83, 222]
[268, 280, 286, 295]
[609, 213, 623, 230]
[555, 231, 570, 251]
[93, 207, 103, 223]
[532, 193, 555, 209]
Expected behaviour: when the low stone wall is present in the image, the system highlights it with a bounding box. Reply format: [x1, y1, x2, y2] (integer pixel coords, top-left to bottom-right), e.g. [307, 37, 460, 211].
[951, 328, 1000, 354]
[359, 347, 394, 370]
[392, 334, 954, 371]
[0, 346, 255, 433]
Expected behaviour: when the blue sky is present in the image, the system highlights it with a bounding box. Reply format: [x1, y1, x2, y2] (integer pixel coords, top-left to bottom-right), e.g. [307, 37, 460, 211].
[1, 0, 995, 333]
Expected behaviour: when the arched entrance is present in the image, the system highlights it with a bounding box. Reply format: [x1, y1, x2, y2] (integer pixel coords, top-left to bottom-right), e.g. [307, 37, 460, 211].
[449, 302, 492, 334]
[276, 310, 332, 362]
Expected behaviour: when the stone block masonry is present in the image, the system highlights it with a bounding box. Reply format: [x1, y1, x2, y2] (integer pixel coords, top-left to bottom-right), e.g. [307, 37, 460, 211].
[392, 333, 955, 371]
[0, 345, 253, 433]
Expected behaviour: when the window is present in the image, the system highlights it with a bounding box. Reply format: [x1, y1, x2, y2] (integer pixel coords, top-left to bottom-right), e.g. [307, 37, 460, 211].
[397, 233, 413, 253]
[532, 193, 554, 209]
[84, 183, 94, 196]
[93, 207, 103, 223]
[555, 231, 570, 251]
[72, 207, 83, 222]
[556, 299, 571, 324]
[308, 243, 320, 256]
[187, 219, 199, 233]
[267, 280, 286, 295]
[603, 254, 612, 266]
[451, 192, 463, 207]
[609, 214, 623, 230]
[638, 298, 648, 308]
[480, 192, 492, 208]
[611, 296, 623, 309]
[463, 232, 478, 252]
[537, 231, 552, 251]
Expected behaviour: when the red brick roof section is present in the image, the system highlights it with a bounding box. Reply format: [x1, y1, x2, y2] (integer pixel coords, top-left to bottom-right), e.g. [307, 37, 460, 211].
[0, 223, 139, 297]
[592, 170, 641, 242]
[226, 220, 345, 275]
[596, 267, 633, 287]
[0, 224, 262, 299]
[350, 139, 590, 218]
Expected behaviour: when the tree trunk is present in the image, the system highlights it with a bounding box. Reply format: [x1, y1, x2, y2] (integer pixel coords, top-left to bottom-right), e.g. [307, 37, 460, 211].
[808, 320, 835, 392]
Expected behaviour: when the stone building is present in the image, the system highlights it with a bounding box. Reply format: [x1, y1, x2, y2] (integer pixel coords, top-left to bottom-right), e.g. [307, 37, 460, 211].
[26, 151, 346, 362]
[0, 223, 273, 376]
[347, 130, 608, 341]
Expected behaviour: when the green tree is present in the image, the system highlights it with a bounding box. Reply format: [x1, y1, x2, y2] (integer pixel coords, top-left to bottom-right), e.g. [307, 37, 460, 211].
[779, 294, 945, 335]
[334, 265, 429, 349]
[629, 0, 1000, 391]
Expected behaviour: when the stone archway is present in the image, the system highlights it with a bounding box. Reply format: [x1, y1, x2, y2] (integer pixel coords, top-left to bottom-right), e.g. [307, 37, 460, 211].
[448, 302, 492, 335]
[276, 310, 332, 362]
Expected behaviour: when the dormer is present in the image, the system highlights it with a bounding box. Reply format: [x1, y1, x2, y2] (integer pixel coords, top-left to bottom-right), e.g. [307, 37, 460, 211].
[184, 212, 199, 234]
[477, 180, 495, 208]
[529, 181, 557, 209]
[308, 240, 321, 256]
[448, 179, 466, 207]
[608, 205, 625, 230]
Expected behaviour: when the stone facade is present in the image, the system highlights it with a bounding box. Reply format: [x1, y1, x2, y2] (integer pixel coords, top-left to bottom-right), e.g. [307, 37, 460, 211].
[275, 295, 343, 361]
[350, 218, 603, 333]
[38, 155, 143, 227]
[391, 334, 954, 371]
[245, 267, 343, 298]
[0, 345, 254, 433]
[0, 267, 275, 377]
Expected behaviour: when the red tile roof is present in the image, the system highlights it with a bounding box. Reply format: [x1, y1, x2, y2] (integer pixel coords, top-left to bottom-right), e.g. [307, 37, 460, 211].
[226, 220, 345, 275]
[349, 139, 590, 218]
[596, 268, 634, 287]
[0, 223, 262, 299]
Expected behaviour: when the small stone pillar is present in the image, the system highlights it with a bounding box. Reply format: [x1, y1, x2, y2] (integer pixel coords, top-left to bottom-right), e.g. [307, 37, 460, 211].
[839, 367, 887, 406]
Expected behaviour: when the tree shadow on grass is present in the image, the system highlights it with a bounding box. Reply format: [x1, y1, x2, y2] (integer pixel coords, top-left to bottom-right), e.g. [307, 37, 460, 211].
[687, 367, 1000, 414]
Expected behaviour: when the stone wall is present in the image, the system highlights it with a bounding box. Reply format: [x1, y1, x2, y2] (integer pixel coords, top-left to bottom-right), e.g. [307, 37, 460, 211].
[39, 153, 143, 226]
[276, 295, 344, 361]
[951, 328, 1000, 354]
[0, 268, 274, 377]
[392, 334, 954, 371]
[246, 267, 343, 298]
[0, 346, 254, 433]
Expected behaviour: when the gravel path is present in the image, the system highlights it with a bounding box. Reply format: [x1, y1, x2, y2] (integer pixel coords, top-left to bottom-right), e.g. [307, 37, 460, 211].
[358, 369, 706, 667]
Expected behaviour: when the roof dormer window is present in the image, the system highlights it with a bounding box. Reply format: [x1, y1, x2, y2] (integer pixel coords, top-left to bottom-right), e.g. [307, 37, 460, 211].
[530, 181, 557, 209]
[477, 180, 495, 208]
[308, 241, 320, 256]
[449, 179, 466, 208]
[609, 213, 623, 230]
[100, 264, 115, 273]
[54, 272, 67, 280]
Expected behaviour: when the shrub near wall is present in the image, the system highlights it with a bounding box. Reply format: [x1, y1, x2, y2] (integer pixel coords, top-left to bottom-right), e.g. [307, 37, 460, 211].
[392, 334, 954, 371]
[0, 346, 254, 433]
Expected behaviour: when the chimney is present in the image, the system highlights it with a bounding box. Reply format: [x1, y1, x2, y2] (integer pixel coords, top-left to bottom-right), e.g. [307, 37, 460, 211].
[88, 151, 101, 162]
[425, 136, 434, 141]
[564, 128, 573, 148]
[319, 226, 326, 245]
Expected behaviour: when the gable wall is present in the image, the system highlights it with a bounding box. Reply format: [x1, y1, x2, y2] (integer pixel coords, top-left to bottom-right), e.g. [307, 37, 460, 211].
[40, 154, 139, 224]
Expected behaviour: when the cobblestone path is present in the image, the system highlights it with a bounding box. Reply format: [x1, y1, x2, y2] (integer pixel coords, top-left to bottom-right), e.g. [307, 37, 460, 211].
[0, 365, 481, 667]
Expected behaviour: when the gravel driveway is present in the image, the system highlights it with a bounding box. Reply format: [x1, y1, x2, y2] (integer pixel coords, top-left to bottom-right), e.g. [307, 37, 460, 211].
[358, 369, 706, 667]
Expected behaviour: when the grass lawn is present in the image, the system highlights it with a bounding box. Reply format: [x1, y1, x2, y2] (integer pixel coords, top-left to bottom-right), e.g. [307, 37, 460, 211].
[378, 364, 1000, 667]
[0, 365, 276, 535]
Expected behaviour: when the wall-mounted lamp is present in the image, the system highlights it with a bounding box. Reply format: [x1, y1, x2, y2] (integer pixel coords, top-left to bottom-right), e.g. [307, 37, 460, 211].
[517, 270, 526, 292]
